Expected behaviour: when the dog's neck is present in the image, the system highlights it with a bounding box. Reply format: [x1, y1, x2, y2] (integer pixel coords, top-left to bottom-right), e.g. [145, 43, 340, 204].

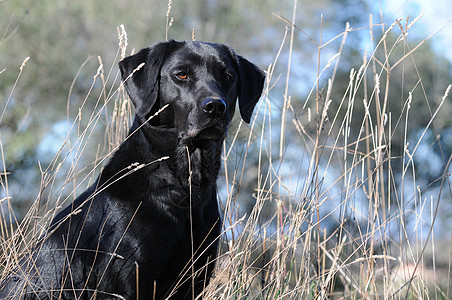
[173, 138, 223, 188]
[138, 117, 223, 185]
[108, 117, 223, 189]
[100, 117, 224, 204]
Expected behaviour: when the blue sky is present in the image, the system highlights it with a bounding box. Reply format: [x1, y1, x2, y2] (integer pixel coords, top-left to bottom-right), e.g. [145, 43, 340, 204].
[383, 0, 452, 61]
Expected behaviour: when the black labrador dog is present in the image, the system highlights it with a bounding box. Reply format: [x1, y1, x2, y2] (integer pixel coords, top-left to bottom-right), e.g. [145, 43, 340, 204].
[0, 40, 264, 299]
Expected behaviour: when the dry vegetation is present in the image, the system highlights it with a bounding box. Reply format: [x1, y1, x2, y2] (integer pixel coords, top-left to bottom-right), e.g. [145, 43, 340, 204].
[1, 4, 451, 300]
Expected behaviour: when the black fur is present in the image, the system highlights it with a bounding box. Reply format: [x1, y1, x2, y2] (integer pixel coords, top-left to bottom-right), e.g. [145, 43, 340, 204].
[0, 40, 265, 299]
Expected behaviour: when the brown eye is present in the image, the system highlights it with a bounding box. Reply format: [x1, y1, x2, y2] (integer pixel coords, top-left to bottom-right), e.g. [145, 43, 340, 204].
[175, 71, 188, 80]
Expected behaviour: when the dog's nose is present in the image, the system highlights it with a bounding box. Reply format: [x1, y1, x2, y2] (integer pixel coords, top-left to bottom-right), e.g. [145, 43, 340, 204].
[201, 98, 227, 118]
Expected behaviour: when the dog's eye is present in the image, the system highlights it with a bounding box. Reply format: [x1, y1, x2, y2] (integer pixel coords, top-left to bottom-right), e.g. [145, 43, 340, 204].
[222, 73, 233, 82]
[175, 72, 189, 80]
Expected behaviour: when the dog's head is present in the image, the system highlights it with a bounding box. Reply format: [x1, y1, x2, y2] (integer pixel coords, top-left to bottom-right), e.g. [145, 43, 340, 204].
[119, 40, 265, 145]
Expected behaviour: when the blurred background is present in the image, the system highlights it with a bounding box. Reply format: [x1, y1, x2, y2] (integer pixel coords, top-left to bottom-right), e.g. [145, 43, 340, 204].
[1, 0, 451, 239]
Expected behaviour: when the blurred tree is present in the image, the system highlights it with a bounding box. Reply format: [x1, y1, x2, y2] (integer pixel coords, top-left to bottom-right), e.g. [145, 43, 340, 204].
[0, 0, 334, 217]
[326, 30, 452, 184]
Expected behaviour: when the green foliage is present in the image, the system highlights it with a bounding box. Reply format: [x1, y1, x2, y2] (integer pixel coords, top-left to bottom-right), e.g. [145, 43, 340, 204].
[0, 0, 334, 208]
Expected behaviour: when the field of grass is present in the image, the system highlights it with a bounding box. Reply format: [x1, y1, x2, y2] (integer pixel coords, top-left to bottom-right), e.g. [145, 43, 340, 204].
[1, 5, 451, 300]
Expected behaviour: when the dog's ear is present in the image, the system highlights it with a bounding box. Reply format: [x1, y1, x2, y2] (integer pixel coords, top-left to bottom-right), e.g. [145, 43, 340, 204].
[118, 41, 172, 118]
[236, 55, 265, 123]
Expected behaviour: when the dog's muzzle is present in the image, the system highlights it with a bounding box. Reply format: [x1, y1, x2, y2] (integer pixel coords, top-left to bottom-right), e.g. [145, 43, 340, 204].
[201, 98, 227, 119]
